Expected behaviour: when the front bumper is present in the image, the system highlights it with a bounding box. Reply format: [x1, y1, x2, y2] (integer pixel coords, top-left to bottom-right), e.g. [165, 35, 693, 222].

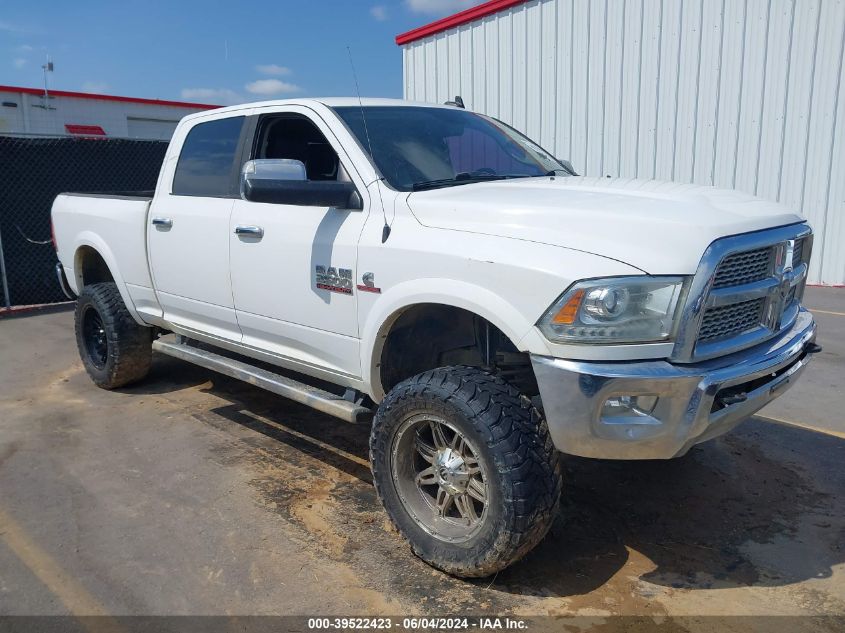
[531, 309, 817, 459]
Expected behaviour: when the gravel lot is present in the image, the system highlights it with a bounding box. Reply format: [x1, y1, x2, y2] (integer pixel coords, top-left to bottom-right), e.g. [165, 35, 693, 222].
[0, 288, 843, 631]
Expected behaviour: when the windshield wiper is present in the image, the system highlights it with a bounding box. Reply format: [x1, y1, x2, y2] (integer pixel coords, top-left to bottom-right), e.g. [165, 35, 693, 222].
[545, 160, 578, 176]
[412, 173, 528, 191]
[545, 167, 578, 177]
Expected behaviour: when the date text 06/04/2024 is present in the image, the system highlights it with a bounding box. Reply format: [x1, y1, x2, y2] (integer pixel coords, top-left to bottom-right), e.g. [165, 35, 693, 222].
[306, 617, 529, 630]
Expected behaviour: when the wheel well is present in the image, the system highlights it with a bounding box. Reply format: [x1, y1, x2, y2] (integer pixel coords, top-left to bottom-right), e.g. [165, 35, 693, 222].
[75, 246, 114, 288]
[378, 304, 537, 397]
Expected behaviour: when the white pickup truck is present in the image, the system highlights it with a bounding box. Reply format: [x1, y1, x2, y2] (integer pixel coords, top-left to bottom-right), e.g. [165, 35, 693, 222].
[52, 98, 819, 577]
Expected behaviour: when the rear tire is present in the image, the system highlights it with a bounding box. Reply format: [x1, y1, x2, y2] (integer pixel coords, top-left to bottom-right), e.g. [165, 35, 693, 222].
[74, 282, 152, 389]
[370, 366, 562, 578]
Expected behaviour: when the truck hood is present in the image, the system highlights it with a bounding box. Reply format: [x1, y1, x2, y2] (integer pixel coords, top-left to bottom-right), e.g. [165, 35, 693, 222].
[405, 177, 804, 274]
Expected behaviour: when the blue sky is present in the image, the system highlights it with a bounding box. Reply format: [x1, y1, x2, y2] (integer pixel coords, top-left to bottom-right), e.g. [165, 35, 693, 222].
[1, 0, 484, 104]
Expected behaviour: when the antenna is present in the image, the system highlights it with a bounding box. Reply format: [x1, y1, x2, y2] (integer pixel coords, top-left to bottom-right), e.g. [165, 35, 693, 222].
[346, 46, 391, 243]
[42, 55, 53, 102]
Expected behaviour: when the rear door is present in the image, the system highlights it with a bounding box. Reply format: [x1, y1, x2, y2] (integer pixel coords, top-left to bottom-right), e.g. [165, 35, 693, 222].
[147, 112, 249, 341]
[228, 107, 369, 379]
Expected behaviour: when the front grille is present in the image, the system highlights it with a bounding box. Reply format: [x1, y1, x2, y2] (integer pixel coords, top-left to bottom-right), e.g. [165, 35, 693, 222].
[792, 238, 805, 268]
[698, 298, 765, 343]
[712, 247, 773, 289]
[681, 227, 813, 361]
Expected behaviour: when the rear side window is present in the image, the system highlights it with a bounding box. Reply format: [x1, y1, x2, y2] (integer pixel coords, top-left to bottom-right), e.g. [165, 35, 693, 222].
[172, 116, 245, 197]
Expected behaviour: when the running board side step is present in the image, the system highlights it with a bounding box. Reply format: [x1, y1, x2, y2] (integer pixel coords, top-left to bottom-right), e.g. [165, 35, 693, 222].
[152, 337, 373, 423]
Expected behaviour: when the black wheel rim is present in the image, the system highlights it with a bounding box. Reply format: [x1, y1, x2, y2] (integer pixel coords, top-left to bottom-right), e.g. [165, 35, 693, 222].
[82, 305, 108, 370]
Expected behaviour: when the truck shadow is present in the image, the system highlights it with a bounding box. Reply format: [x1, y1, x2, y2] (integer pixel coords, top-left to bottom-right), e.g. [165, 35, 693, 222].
[118, 354, 217, 395]
[491, 420, 843, 598]
[134, 365, 844, 600]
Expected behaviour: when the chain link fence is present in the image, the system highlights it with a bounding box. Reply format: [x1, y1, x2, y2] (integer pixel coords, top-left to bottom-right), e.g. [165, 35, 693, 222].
[0, 135, 168, 308]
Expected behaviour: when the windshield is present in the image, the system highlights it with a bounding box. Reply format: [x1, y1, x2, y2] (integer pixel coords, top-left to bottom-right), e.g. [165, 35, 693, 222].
[333, 106, 570, 191]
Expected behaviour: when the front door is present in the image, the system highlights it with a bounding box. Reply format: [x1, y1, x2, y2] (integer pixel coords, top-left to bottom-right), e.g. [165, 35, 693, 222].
[229, 109, 369, 379]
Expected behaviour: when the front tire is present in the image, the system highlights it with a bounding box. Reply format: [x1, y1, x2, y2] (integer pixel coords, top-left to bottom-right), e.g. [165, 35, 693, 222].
[74, 282, 152, 389]
[370, 366, 562, 578]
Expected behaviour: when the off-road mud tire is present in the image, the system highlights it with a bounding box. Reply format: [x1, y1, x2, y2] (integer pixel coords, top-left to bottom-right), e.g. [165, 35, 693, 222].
[75, 282, 152, 389]
[370, 366, 562, 578]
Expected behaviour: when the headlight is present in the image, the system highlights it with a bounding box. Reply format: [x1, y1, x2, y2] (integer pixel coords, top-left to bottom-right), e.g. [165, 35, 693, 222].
[537, 276, 687, 344]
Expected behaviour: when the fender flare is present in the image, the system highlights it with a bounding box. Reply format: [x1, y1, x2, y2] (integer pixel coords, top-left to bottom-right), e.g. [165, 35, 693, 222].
[359, 278, 551, 401]
[71, 232, 145, 326]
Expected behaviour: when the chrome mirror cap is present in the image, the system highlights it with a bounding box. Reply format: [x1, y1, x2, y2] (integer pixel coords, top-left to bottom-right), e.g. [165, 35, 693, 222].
[240, 159, 306, 198]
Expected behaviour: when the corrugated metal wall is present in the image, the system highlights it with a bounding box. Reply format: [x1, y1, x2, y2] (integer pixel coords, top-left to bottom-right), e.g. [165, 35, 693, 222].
[401, 0, 845, 285]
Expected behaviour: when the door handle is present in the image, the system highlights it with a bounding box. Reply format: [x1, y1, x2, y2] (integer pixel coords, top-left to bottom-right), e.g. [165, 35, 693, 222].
[234, 225, 264, 238]
[151, 217, 173, 228]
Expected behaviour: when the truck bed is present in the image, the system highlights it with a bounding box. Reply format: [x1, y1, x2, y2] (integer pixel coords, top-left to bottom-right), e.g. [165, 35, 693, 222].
[51, 192, 158, 318]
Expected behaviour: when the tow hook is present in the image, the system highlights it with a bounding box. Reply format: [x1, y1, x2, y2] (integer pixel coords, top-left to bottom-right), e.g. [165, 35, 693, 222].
[719, 393, 748, 406]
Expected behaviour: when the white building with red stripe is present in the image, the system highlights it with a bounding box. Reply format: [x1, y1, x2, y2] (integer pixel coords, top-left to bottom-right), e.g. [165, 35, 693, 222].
[396, 0, 845, 286]
[0, 85, 217, 140]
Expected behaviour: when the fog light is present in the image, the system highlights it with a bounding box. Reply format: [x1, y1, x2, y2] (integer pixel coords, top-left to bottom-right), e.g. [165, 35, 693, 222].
[602, 395, 659, 419]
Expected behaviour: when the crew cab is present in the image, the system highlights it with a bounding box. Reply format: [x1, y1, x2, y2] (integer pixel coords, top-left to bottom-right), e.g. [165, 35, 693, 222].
[52, 98, 819, 577]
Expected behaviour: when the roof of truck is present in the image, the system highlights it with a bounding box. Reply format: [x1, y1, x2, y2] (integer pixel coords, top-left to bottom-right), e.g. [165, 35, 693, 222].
[321, 97, 453, 108]
[180, 97, 453, 121]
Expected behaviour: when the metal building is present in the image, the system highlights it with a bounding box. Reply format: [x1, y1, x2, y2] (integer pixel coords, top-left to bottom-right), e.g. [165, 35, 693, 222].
[0, 85, 216, 140]
[397, 0, 845, 285]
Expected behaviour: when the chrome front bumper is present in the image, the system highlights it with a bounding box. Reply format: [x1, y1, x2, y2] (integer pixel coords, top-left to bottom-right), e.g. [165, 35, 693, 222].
[531, 309, 817, 459]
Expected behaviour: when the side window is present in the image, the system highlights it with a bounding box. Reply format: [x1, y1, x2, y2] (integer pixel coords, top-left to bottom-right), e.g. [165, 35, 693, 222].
[172, 116, 245, 196]
[254, 116, 341, 182]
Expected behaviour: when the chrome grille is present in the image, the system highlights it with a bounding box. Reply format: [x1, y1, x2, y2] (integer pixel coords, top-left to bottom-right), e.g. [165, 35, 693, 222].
[674, 225, 813, 362]
[712, 247, 773, 289]
[792, 237, 805, 268]
[698, 298, 766, 343]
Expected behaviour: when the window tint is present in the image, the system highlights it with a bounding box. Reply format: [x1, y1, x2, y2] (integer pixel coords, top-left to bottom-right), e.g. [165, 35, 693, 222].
[446, 127, 540, 176]
[172, 116, 245, 196]
[334, 106, 566, 191]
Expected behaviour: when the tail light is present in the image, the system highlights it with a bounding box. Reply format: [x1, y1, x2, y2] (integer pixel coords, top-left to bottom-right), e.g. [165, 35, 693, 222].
[50, 220, 57, 251]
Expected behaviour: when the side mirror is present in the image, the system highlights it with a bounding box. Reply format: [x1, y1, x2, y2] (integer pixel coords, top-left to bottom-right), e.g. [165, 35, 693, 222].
[240, 159, 362, 210]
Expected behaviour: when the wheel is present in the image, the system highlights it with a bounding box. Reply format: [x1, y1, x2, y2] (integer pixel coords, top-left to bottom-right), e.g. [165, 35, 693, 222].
[370, 366, 562, 577]
[74, 282, 153, 389]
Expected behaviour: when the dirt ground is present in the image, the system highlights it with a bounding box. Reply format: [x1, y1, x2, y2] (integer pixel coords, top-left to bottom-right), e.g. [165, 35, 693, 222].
[0, 288, 843, 631]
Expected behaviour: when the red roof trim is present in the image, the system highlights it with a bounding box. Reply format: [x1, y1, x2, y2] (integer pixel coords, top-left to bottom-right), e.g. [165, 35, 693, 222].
[396, 0, 527, 45]
[0, 85, 219, 109]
